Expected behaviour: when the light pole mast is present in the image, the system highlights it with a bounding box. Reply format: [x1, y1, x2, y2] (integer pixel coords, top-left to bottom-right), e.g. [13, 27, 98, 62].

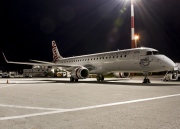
[131, 0, 135, 48]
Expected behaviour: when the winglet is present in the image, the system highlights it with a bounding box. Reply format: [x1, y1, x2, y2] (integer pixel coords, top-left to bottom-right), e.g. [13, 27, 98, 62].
[2, 52, 9, 63]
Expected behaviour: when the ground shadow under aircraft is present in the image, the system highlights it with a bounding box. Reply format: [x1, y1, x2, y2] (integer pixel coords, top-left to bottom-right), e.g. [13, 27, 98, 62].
[0, 78, 179, 86]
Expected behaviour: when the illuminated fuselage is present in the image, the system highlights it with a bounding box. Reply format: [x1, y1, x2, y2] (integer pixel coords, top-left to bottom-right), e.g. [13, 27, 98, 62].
[55, 47, 175, 74]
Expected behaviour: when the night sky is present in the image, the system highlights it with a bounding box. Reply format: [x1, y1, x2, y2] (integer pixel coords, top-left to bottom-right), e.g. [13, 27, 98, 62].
[0, 0, 180, 70]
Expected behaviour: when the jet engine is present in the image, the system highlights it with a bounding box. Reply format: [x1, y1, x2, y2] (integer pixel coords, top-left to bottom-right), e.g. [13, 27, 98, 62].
[113, 72, 130, 78]
[71, 67, 89, 79]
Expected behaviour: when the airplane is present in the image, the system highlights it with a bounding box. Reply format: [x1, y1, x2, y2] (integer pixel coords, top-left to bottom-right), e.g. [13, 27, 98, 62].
[2, 40, 175, 83]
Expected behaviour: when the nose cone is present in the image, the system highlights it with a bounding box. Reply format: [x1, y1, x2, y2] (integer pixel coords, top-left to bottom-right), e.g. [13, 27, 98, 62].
[161, 56, 175, 71]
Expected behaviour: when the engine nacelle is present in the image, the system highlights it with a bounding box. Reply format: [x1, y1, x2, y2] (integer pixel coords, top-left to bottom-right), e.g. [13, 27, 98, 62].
[113, 72, 130, 78]
[71, 67, 89, 79]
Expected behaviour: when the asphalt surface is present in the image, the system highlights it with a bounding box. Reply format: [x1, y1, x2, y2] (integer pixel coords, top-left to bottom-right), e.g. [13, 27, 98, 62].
[0, 76, 180, 129]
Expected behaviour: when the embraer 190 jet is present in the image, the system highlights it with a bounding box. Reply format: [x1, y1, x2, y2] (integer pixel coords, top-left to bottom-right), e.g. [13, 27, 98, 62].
[2, 41, 175, 83]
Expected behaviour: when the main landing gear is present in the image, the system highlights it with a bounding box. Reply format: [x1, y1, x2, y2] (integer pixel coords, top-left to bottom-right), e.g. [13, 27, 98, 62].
[96, 75, 104, 81]
[143, 72, 151, 83]
[70, 76, 78, 82]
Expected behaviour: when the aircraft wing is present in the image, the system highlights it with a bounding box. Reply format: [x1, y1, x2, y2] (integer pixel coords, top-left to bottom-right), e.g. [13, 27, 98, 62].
[29, 59, 54, 64]
[2, 52, 80, 68]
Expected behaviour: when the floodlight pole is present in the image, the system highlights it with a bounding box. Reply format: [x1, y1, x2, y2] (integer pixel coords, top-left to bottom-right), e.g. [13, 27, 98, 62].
[131, 0, 136, 48]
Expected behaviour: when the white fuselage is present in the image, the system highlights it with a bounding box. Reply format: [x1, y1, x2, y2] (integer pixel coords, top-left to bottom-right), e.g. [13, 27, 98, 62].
[55, 47, 175, 74]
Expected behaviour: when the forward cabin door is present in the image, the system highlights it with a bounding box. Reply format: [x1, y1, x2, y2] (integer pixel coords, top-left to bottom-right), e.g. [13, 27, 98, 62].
[133, 51, 139, 64]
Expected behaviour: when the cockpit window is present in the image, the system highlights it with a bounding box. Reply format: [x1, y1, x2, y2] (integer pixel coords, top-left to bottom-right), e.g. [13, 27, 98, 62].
[146, 51, 152, 55]
[146, 51, 160, 55]
[152, 51, 160, 55]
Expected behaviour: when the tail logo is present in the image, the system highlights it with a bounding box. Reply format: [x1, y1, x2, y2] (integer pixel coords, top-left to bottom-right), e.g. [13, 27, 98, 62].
[52, 41, 62, 62]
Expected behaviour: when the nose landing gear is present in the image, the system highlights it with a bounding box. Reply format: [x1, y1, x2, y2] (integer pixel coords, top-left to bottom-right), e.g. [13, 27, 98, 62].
[143, 72, 151, 83]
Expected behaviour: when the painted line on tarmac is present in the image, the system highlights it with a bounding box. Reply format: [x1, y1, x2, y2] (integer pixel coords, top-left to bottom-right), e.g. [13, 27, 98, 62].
[0, 104, 66, 111]
[0, 84, 18, 89]
[0, 93, 180, 120]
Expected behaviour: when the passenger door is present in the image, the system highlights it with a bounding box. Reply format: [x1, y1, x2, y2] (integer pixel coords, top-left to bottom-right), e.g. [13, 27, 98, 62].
[133, 51, 139, 64]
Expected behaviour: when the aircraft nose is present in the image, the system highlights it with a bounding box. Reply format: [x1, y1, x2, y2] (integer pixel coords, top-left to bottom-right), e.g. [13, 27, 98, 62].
[161, 56, 175, 70]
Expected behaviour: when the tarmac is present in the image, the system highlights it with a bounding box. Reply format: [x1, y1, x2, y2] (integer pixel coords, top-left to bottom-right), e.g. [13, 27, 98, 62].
[0, 76, 180, 129]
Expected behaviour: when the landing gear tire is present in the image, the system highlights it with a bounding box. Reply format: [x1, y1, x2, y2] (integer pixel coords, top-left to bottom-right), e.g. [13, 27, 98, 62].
[96, 75, 104, 81]
[75, 79, 79, 82]
[100, 76, 104, 81]
[142, 72, 151, 83]
[143, 78, 150, 83]
[96, 76, 100, 81]
[70, 76, 75, 82]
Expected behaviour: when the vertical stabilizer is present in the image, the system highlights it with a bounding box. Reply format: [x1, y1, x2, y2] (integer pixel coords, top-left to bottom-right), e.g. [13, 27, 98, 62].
[52, 40, 63, 62]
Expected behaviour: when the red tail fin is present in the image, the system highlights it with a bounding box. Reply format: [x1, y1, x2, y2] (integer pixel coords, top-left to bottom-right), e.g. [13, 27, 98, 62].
[52, 40, 63, 62]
